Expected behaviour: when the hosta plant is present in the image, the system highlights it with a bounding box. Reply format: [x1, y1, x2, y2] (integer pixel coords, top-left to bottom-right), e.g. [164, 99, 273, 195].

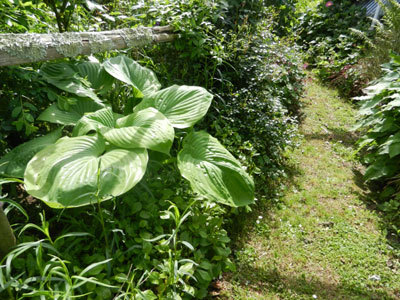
[354, 53, 400, 231]
[354, 54, 400, 182]
[1, 55, 254, 209]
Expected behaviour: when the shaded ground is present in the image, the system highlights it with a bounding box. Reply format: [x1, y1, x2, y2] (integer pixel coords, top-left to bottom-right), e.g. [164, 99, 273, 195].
[216, 77, 400, 299]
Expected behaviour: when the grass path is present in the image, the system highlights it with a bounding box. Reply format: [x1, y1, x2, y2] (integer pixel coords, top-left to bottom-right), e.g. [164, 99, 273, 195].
[216, 76, 400, 299]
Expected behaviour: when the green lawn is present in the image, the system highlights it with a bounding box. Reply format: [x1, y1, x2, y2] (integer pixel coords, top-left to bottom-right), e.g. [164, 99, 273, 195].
[215, 76, 400, 299]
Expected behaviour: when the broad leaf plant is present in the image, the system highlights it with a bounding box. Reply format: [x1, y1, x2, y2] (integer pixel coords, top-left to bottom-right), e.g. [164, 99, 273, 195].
[0, 55, 254, 209]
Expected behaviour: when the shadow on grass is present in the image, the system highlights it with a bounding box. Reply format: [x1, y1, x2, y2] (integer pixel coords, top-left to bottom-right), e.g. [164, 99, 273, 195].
[217, 265, 395, 300]
[303, 126, 359, 148]
[218, 160, 400, 300]
[217, 126, 400, 299]
[352, 168, 400, 248]
[226, 157, 303, 247]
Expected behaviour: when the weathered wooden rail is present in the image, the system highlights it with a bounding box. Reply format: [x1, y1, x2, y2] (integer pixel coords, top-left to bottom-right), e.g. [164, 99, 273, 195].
[0, 26, 176, 67]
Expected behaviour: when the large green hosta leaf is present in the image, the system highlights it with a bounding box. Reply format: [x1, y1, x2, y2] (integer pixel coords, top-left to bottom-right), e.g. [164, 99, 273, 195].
[0, 128, 63, 178]
[72, 107, 174, 154]
[134, 85, 213, 129]
[177, 131, 254, 207]
[103, 56, 161, 98]
[38, 98, 105, 125]
[102, 108, 174, 154]
[73, 107, 115, 136]
[24, 135, 148, 208]
[40, 63, 101, 102]
[76, 61, 114, 95]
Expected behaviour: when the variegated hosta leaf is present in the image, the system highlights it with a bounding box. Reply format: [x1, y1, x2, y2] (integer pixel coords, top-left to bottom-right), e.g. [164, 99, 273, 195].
[102, 107, 174, 154]
[24, 135, 148, 208]
[103, 56, 161, 98]
[0, 128, 63, 178]
[134, 85, 213, 128]
[73, 107, 115, 136]
[38, 98, 105, 126]
[177, 131, 254, 207]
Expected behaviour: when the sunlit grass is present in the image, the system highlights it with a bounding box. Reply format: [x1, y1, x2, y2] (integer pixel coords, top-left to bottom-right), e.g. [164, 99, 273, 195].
[216, 76, 400, 300]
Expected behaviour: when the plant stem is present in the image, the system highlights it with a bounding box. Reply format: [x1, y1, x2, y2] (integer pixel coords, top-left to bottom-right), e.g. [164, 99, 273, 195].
[97, 199, 110, 253]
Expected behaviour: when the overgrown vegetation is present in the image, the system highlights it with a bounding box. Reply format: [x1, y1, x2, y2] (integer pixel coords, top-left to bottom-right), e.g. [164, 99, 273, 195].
[353, 0, 400, 80]
[4, 0, 400, 298]
[295, 0, 370, 97]
[0, 0, 305, 298]
[354, 53, 400, 234]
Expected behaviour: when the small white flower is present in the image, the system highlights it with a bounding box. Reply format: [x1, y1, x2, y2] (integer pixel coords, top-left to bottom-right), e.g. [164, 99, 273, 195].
[256, 220, 260, 224]
[368, 274, 381, 281]
[312, 295, 317, 299]
[258, 215, 263, 219]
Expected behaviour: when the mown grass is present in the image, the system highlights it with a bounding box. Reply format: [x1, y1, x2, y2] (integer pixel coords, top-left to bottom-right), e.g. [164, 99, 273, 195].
[215, 76, 400, 299]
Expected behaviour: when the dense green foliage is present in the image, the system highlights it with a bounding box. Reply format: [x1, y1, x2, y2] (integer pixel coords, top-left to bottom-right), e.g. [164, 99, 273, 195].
[0, 0, 305, 298]
[295, 0, 370, 97]
[355, 54, 400, 232]
[4, 56, 253, 209]
[353, 0, 400, 80]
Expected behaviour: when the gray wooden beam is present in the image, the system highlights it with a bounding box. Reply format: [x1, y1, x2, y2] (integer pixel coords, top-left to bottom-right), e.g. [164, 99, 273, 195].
[0, 26, 176, 67]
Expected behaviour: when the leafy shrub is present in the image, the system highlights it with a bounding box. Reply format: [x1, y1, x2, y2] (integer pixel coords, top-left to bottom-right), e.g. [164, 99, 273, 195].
[202, 22, 304, 196]
[295, 0, 370, 96]
[0, 67, 50, 152]
[354, 53, 400, 231]
[138, 2, 305, 196]
[353, 0, 400, 80]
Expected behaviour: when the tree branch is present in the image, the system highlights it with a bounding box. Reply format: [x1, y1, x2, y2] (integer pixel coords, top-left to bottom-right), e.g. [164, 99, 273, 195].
[0, 26, 177, 67]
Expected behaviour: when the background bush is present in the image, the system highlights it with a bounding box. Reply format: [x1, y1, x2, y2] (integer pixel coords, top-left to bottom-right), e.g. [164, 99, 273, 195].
[354, 54, 400, 236]
[295, 0, 370, 97]
[354, 0, 400, 80]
